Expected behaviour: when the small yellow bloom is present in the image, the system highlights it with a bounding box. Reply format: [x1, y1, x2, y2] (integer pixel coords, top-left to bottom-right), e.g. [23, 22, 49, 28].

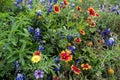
[108, 68, 114, 75]
[67, 43, 71, 47]
[88, 41, 93, 47]
[80, 0, 82, 2]
[31, 55, 41, 63]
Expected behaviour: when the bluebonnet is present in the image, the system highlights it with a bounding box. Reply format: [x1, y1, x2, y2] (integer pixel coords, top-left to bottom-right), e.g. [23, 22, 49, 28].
[28, 4, 33, 9]
[37, 10, 42, 16]
[28, 0, 32, 4]
[16, 72, 25, 80]
[14, 60, 20, 70]
[54, 56, 60, 63]
[49, 0, 52, 3]
[102, 28, 111, 37]
[117, 10, 120, 15]
[71, 3, 75, 8]
[47, 4, 53, 14]
[16, 0, 23, 4]
[28, 26, 34, 34]
[67, 35, 73, 41]
[34, 69, 44, 79]
[111, 5, 119, 12]
[54, 63, 61, 72]
[105, 38, 115, 46]
[54, 0, 58, 4]
[68, 46, 76, 54]
[34, 28, 42, 40]
[38, 45, 44, 53]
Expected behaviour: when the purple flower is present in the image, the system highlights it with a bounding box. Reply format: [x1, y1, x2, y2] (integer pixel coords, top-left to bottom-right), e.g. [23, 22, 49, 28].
[38, 45, 45, 53]
[34, 28, 42, 40]
[54, 0, 58, 4]
[14, 60, 20, 70]
[16, 0, 23, 4]
[67, 35, 73, 41]
[28, 26, 34, 34]
[28, 0, 32, 4]
[117, 10, 120, 15]
[28, 4, 33, 9]
[49, 0, 52, 3]
[47, 4, 53, 13]
[68, 46, 76, 54]
[54, 56, 60, 63]
[111, 5, 119, 12]
[102, 28, 111, 37]
[54, 64, 61, 72]
[16, 72, 25, 80]
[34, 69, 44, 79]
[37, 10, 42, 16]
[105, 38, 115, 46]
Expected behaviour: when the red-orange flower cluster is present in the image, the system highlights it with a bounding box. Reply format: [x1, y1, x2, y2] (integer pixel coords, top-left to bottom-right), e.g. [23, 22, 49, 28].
[60, 50, 73, 62]
[71, 65, 81, 75]
[74, 37, 81, 44]
[81, 63, 91, 70]
[80, 30, 85, 35]
[88, 7, 99, 17]
[64, 0, 69, 5]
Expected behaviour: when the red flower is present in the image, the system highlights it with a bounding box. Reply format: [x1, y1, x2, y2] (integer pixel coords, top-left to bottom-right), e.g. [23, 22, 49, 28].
[90, 21, 95, 27]
[81, 63, 91, 70]
[86, 17, 92, 23]
[95, 13, 99, 17]
[34, 51, 41, 56]
[60, 50, 73, 62]
[80, 30, 85, 35]
[88, 7, 96, 16]
[64, 0, 69, 5]
[54, 4, 61, 13]
[74, 37, 81, 44]
[71, 65, 81, 75]
[76, 6, 81, 11]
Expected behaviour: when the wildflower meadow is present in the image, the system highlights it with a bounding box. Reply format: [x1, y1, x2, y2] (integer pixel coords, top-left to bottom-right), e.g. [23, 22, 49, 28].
[0, 0, 120, 80]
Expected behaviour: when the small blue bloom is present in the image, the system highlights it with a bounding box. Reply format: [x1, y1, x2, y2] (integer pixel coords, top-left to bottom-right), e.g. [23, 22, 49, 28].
[54, 0, 58, 4]
[71, 3, 75, 8]
[16, 73, 25, 80]
[68, 46, 76, 54]
[67, 35, 73, 41]
[28, 26, 34, 34]
[16, 0, 23, 4]
[49, 0, 52, 3]
[14, 60, 20, 70]
[111, 5, 119, 12]
[28, 0, 32, 4]
[47, 4, 53, 13]
[54, 64, 61, 72]
[28, 4, 33, 9]
[102, 28, 110, 37]
[117, 10, 120, 15]
[34, 28, 42, 40]
[105, 38, 115, 46]
[37, 10, 42, 16]
[38, 45, 44, 53]
[54, 56, 60, 63]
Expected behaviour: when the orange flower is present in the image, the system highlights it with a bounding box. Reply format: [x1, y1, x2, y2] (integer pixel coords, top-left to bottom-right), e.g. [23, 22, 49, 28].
[86, 17, 92, 23]
[59, 50, 73, 62]
[90, 21, 95, 27]
[74, 37, 81, 44]
[71, 65, 81, 75]
[80, 30, 85, 35]
[88, 41, 93, 46]
[64, 0, 69, 5]
[88, 7, 95, 16]
[80, 0, 82, 2]
[108, 68, 114, 75]
[81, 63, 91, 70]
[54, 4, 61, 13]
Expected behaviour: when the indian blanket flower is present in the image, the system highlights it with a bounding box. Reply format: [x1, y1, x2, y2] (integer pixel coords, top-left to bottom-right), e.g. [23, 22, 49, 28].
[88, 7, 95, 16]
[86, 17, 92, 23]
[59, 50, 73, 62]
[16, 72, 25, 80]
[34, 69, 44, 79]
[76, 6, 81, 11]
[74, 37, 81, 44]
[81, 63, 91, 70]
[108, 68, 114, 75]
[80, 30, 85, 35]
[90, 21, 95, 27]
[71, 65, 81, 75]
[54, 4, 61, 13]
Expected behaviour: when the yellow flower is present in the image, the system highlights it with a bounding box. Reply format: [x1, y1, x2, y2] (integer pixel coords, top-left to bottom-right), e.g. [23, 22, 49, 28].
[108, 68, 114, 75]
[80, 0, 82, 2]
[31, 55, 41, 63]
[88, 41, 93, 47]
